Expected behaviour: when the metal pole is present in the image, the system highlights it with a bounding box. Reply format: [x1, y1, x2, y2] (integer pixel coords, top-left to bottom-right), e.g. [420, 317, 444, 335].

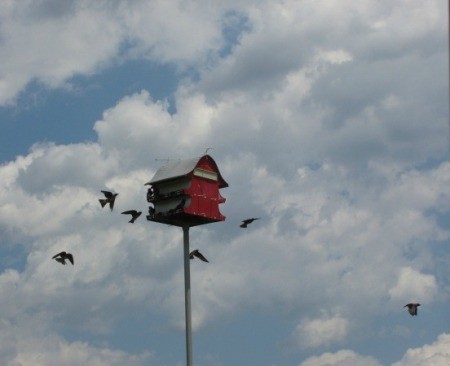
[448, 0, 450, 159]
[183, 225, 193, 366]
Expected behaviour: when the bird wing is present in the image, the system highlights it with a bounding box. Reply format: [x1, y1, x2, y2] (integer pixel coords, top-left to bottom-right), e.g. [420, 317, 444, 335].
[52, 251, 65, 259]
[194, 250, 209, 262]
[55, 257, 66, 264]
[121, 210, 136, 215]
[242, 218, 259, 224]
[102, 190, 113, 198]
[108, 196, 117, 210]
[66, 253, 74, 265]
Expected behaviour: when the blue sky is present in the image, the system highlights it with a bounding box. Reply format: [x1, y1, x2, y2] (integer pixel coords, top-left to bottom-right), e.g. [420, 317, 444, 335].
[0, 1, 449, 365]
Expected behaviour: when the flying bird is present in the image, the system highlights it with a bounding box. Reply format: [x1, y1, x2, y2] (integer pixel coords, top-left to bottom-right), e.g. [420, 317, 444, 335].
[52, 251, 74, 265]
[121, 210, 142, 223]
[404, 303, 420, 316]
[189, 249, 209, 263]
[99, 190, 118, 211]
[240, 218, 260, 228]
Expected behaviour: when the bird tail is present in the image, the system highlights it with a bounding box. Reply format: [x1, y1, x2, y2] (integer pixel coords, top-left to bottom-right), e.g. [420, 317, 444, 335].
[99, 199, 108, 207]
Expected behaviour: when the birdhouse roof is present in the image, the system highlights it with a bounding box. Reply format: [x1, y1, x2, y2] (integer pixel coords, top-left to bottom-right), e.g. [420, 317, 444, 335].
[147, 155, 228, 188]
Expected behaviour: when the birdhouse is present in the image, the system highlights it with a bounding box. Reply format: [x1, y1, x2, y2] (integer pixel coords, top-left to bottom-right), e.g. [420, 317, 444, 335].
[146, 155, 228, 227]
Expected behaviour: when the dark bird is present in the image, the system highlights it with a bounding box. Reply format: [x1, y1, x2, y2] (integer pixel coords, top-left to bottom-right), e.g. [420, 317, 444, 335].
[189, 249, 209, 263]
[175, 198, 186, 210]
[240, 217, 260, 228]
[121, 210, 142, 223]
[52, 251, 74, 265]
[404, 303, 420, 316]
[99, 190, 118, 211]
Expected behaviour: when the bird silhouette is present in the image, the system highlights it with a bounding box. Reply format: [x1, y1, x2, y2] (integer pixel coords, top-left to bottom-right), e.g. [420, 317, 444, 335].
[404, 303, 420, 316]
[168, 198, 186, 214]
[99, 190, 118, 211]
[189, 249, 209, 263]
[175, 198, 186, 210]
[52, 251, 74, 265]
[240, 218, 260, 228]
[121, 210, 142, 223]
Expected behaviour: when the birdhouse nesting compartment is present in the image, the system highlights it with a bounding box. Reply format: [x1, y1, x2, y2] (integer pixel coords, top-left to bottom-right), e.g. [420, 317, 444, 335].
[146, 155, 228, 227]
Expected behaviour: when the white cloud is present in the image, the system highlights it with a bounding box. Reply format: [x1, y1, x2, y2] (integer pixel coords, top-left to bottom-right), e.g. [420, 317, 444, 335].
[0, 320, 151, 366]
[388, 267, 438, 305]
[300, 349, 381, 366]
[0, 0, 234, 105]
[2, 137, 447, 336]
[293, 314, 350, 349]
[93, 90, 217, 162]
[300, 334, 450, 366]
[0, 0, 448, 364]
[0, 1, 123, 104]
[393, 333, 450, 366]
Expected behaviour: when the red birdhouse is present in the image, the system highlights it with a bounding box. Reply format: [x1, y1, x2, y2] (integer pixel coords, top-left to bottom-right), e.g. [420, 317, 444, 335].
[146, 155, 228, 227]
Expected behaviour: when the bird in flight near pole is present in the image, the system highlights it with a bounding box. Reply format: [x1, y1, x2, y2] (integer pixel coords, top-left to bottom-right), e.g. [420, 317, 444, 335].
[121, 210, 142, 223]
[404, 303, 420, 316]
[52, 251, 74, 265]
[240, 218, 260, 228]
[189, 249, 209, 263]
[99, 190, 118, 211]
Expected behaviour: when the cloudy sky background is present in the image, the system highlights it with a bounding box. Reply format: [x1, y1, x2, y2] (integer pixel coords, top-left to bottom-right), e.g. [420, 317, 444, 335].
[0, 0, 449, 365]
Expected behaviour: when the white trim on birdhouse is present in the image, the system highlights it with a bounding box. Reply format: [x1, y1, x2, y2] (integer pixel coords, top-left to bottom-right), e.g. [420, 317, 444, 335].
[193, 168, 218, 181]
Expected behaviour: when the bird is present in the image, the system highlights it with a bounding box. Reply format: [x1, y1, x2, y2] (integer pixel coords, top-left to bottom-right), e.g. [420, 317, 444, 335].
[175, 198, 186, 210]
[404, 303, 420, 316]
[52, 251, 74, 265]
[99, 190, 118, 211]
[121, 210, 142, 223]
[240, 218, 260, 228]
[189, 249, 209, 263]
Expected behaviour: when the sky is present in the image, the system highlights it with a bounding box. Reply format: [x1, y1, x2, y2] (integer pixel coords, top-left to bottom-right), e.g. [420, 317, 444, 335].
[0, 1, 449, 365]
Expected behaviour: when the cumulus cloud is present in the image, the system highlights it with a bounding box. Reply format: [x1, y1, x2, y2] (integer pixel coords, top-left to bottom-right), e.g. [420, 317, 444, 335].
[388, 267, 438, 305]
[0, 0, 448, 364]
[0, 1, 122, 104]
[93, 90, 217, 162]
[300, 349, 381, 366]
[300, 334, 450, 366]
[0, 0, 237, 105]
[1, 125, 448, 335]
[293, 314, 350, 348]
[0, 320, 150, 366]
[392, 333, 450, 366]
